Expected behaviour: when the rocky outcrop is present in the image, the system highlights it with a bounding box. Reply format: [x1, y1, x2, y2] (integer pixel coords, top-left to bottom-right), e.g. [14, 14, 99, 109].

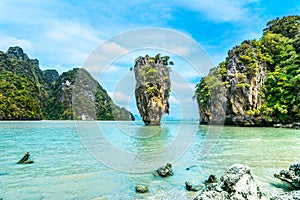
[196, 41, 267, 126]
[134, 54, 171, 126]
[0, 46, 134, 121]
[195, 16, 300, 126]
[274, 163, 300, 189]
[223, 41, 267, 125]
[194, 164, 263, 200]
[270, 191, 300, 200]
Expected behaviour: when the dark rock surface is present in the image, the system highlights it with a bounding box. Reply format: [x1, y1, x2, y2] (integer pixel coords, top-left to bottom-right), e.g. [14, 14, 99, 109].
[274, 163, 300, 189]
[17, 152, 34, 164]
[134, 54, 171, 126]
[194, 164, 263, 200]
[204, 174, 218, 185]
[185, 181, 203, 191]
[292, 122, 300, 129]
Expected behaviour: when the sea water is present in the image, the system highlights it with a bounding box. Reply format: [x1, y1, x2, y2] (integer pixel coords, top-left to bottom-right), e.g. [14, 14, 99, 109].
[0, 121, 299, 199]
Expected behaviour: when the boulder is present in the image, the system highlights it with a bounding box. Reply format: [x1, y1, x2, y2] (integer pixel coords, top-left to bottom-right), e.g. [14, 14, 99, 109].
[204, 174, 218, 185]
[292, 122, 300, 129]
[135, 184, 149, 193]
[194, 164, 263, 200]
[154, 163, 173, 177]
[274, 163, 300, 189]
[273, 124, 282, 128]
[185, 181, 203, 191]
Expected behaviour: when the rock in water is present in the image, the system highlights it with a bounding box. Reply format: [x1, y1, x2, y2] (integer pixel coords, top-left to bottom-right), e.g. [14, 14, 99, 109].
[135, 185, 149, 193]
[134, 54, 171, 126]
[17, 152, 34, 164]
[155, 163, 173, 177]
[185, 181, 203, 191]
[274, 163, 300, 189]
[194, 164, 263, 200]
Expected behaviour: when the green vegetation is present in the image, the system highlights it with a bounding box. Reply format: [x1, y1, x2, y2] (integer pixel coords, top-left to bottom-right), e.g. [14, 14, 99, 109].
[136, 54, 172, 95]
[195, 15, 300, 124]
[0, 47, 134, 121]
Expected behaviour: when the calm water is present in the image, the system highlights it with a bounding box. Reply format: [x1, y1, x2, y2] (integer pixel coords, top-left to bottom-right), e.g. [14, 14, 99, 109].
[0, 121, 299, 199]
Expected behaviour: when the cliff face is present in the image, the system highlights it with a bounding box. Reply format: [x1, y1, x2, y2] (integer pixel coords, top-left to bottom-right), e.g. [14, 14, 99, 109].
[134, 55, 171, 125]
[0, 46, 134, 121]
[0, 47, 43, 119]
[45, 68, 134, 121]
[224, 41, 267, 125]
[196, 41, 268, 126]
[195, 16, 300, 126]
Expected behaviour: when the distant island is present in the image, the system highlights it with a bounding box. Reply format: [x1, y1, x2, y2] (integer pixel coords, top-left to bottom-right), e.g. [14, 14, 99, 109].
[0, 47, 134, 121]
[195, 15, 300, 126]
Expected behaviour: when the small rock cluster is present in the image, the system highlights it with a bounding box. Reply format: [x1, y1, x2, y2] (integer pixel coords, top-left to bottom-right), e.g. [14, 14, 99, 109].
[136, 163, 173, 193]
[193, 164, 263, 200]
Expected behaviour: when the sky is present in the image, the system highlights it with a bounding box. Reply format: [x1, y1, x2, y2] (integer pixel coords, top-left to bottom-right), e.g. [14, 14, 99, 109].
[0, 0, 300, 119]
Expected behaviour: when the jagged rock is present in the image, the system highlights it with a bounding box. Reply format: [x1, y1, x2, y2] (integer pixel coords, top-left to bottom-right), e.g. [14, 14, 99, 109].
[194, 164, 263, 200]
[185, 181, 203, 191]
[196, 41, 267, 126]
[17, 152, 34, 164]
[7, 46, 30, 61]
[135, 184, 149, 193]
[204, 174, 218, 185]
[134, 54, 171, 126]
[270, 190, 300, 200]
[274, 163, 300, 189]
[154, 163, 173, 177]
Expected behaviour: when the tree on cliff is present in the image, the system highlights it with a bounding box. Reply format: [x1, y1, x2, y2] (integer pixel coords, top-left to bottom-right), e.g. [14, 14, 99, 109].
[195, 15, 300, 125]
[0, 47, 134, 121]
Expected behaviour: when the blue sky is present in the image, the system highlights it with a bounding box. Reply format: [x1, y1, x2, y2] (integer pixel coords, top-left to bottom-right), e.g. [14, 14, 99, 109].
[1, 0, 299, 119]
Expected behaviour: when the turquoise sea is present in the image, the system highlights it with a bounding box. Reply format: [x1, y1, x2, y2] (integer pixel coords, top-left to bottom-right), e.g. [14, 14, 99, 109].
[0, 121, 299, 199]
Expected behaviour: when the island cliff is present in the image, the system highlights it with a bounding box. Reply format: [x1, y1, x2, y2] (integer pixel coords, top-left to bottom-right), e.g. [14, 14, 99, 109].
[134, 54, 172, 125]
[0, 46, 134, 121]
[195, 15, 300, 126]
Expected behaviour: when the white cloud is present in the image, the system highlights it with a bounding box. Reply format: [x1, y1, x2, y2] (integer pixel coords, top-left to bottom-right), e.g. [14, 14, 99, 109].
[0, 36, 33, 52]
[173, 0, 259, 22]
[169, 95, 180, 104]
[36, 20, 103, 69]
[108, 91, 131, 103]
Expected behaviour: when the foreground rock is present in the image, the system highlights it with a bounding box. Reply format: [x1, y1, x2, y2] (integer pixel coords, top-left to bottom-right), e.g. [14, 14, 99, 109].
[154, 163, 173, 177]
[270, 190, 300, 200]
[194, 164, 263, 200]
[17, 152, 34, 164]
[134, 54, 171, 126]
[185, 181, 203, 191]
[274, 163, 300, 189]
[135, 185, 149, 193]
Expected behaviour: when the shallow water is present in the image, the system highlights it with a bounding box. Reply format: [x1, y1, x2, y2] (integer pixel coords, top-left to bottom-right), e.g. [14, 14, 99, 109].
[0, 121, 299, 199]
